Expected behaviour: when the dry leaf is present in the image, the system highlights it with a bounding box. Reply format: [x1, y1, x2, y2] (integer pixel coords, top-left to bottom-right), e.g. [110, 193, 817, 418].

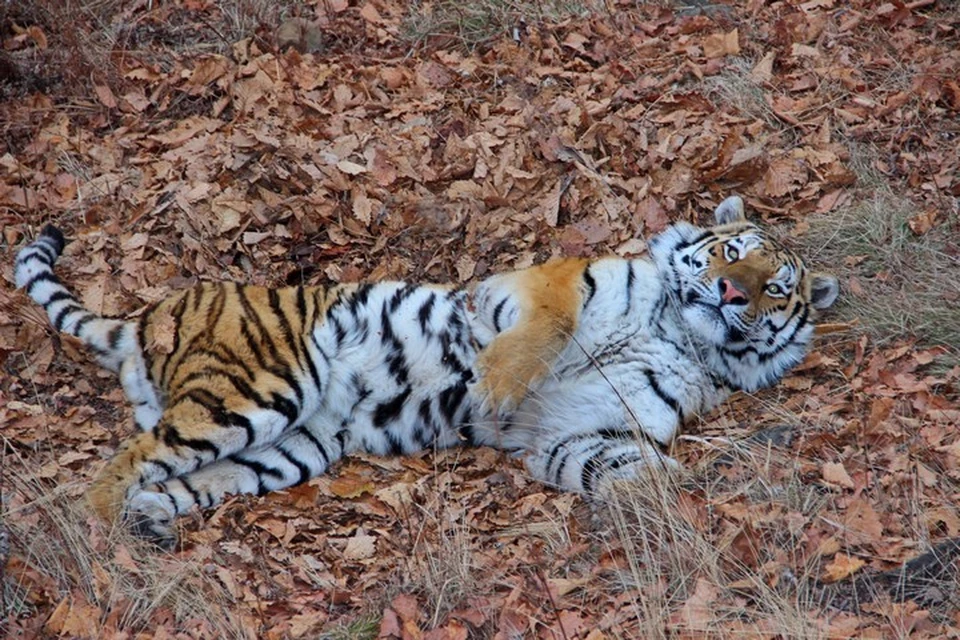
[750, 51, 776, 82]
[343, 529, 377, 560]
[704, 29, 740, 59]
[843, 498, 884, 544]
[146, 306, 177, 356]
[337, 160, 367, 175]
[822, 461, 855, 489]
[330, 474, 375, 498]
[908, 210, 937, 235]
[821, 553, 865, 583]
[672, 578, 719, 629]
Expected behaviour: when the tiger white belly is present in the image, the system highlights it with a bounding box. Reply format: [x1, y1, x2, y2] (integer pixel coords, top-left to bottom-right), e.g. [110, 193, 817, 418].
[310, 283, 485, 457]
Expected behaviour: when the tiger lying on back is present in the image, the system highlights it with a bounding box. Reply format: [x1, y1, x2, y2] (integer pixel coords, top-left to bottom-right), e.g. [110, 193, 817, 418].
[15, 196, 838, 548]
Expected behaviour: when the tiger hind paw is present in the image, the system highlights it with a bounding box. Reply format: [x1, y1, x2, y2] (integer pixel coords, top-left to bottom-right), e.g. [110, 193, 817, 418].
[125, 490, 177, 550]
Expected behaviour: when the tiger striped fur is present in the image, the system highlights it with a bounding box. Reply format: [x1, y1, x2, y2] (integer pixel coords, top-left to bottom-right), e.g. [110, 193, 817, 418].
[14, 197, 838, 548]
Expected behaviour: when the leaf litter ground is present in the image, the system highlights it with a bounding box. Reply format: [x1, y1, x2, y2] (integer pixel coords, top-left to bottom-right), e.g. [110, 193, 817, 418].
[1, 1, 959, 638]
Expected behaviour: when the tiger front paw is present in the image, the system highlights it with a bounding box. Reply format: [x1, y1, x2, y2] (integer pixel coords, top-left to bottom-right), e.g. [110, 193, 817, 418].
[125, 490, 178, 550]
[476, 339, 547, 417]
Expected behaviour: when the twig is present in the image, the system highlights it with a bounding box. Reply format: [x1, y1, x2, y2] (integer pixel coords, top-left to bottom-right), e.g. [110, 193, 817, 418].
[534, 566, 569, 640]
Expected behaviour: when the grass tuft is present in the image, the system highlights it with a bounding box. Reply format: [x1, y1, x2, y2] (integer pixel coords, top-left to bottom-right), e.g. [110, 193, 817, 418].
[322, 613, 381, 640]
[402, 0, 593, 50]
[597, 434, 828, 637]
[1, 445, 245, 638]
[797, 148, 960, 357]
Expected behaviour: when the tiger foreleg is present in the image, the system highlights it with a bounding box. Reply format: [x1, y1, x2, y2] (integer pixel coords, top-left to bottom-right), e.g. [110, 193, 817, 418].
[474, 259, 588, 415]
[525, 430, 678, 496]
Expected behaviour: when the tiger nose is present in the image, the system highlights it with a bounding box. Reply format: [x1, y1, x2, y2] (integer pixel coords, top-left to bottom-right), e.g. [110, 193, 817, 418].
[718, 277, 748, 305]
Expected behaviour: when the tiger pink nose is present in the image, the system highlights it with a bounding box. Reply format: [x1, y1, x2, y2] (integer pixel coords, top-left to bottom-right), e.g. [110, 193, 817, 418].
[718, 278, 748, 304]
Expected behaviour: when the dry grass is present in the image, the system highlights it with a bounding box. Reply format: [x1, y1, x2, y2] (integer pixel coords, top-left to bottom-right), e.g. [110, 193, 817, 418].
[596, 433, 829, 638]
[0, 0, 306, 104]
[402, 0, 593, 50]
[797, 145, 960, 358]
[1, 444, 246, 638]
[703, 57, 787, 132]
[321, 614, 381, 640]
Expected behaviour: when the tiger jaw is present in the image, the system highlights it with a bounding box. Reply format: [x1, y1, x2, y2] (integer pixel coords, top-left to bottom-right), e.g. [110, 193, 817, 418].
[680, 296, 751, 347]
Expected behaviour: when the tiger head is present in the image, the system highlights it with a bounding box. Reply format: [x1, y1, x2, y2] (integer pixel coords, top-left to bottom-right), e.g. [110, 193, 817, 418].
[649, 196, 839, 392]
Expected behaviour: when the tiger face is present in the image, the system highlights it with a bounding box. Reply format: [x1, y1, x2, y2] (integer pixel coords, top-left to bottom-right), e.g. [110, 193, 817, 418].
[650, 197, 839, 390]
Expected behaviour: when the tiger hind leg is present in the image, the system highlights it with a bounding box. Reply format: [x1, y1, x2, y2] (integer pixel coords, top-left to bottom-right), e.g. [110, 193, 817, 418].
[125, 425, 344, 547]
[87, 391, 296, 543]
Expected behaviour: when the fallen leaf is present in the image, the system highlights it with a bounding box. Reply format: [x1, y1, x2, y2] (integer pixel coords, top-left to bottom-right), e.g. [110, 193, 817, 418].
[330, 473, 375, 498]
[704, 29, 740, 59]
[343, 529, 377, 560]
[822, 461, 855, 489]
[821, 553, 865, 583]
[146, 306, 177, 355]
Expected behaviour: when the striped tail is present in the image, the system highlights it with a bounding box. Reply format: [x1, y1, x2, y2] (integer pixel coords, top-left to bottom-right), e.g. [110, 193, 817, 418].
[15, 225, 135, 372]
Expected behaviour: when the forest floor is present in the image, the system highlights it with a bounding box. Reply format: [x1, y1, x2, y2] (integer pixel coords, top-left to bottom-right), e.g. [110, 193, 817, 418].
[1, 0, 960, 638]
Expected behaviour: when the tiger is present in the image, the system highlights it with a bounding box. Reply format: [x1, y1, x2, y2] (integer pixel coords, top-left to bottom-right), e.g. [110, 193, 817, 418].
[14, 196, 838, 548]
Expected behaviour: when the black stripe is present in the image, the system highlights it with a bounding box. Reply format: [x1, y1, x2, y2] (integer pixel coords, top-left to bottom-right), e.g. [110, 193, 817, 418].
[25, 271, 59, 296]
[330, 314, 347, 347]
[300, 334, 324, 393]
[295, 426, 330, 467]
[388, 283, 418, 312]
[138, 307, 155, 374]
[269, 288, 302, 368]
[161, 424, 221, 457]
[240, 318, 270, 369]
[40, 225, 66, 254]
[373, 387, 411, 428]
[158, 296, 189, 387]
[555, 440, 606, 486]
[418, 293, 436, 333]
[198, 345, 257, 381]
[607, 452, 643, 470]
[624, 262, 635, 314]
[52, 304, 84, 331]
[385, 431, 405, 456]
[348, 283, 373, 316]
[151, 458, 175, 476]
[237, 288, 305, 407]
[177, 477, 202, 507]
[16, 247, 52, 268]
[108, 324, 125, 350]
[205, 283, 227, 331]
[643, 370, 683, 422]
[492, 298, 508, 333]
[438, 381, 467, 424]
[270, 391, 299, 424]
[42, 290, 72, 309]
[381, 305, 410, 385]
[675, 230, 715, 253]
[277, 446, 311, 485]
[581, 449, 607, 493]
[296, 286, 307, 320]
[227, 455, 281, 495]
[722, 305, 810, 363]
[595, 427, 641, 441]
[173, 388, 255, 446]
[231, 454, 285, 481]
[191, 285, 203, 312]
[582, 266, 597, 308]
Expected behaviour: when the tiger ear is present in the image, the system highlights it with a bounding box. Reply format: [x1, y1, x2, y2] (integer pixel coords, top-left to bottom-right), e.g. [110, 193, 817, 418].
[714, 196, 746, 225]
[810, 273, 839, 310]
